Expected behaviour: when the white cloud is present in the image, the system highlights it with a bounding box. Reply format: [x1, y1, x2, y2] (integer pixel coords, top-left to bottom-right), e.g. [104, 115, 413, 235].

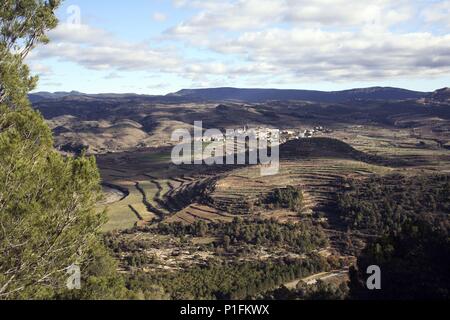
[30, 22, 247, 83]
[30, 1, 450, 89]
[284, 0, 413, 28]
[48, 23, 113, 45]
[422, 0, 450, 27]
[33, 23, 183, 73]
[164, 0, 450, 82]
[40, 81, 62, 87]
[152, 12, 167, 22]
[168, 0, 414, 35]
[167, 0, 284, 35]
[104, 72, 122, 79]
[29, 63, 53, 76]
[212, 27, 450, 81]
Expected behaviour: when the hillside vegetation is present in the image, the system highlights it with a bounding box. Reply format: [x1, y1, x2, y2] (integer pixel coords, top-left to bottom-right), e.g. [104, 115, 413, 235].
[0, 0, 128, 299]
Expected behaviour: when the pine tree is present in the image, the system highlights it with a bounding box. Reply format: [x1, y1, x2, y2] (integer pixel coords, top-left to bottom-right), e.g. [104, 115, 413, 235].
[0, 1, 126, 299]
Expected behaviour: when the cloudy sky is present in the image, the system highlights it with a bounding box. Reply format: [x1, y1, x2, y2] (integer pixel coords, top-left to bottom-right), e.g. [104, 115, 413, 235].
[28, 0, 450, 94]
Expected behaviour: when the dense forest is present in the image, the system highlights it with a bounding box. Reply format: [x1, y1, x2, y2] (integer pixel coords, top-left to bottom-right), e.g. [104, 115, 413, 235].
[126, 255, 330, 300]
[103, 218, 331, 300]
[337, 174, 450, 299]
[262, 186, 304, 213]
[336, 174, 450, 234]
[155, 218, 328, 253]
[349, 219, 450, 300]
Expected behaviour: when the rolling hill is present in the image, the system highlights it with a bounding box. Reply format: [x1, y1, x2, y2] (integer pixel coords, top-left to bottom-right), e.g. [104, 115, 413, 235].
[30, 86, 431, 104]
[168, 87, 429, 103]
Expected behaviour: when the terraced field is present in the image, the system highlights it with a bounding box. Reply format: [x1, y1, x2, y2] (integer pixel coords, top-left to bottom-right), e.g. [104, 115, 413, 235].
[97, 134, 449, 231]
[100, 181, 158, 231]
[97, 146, 229, 230]
[208, 159, 391, 220]
[332, 126, 450, 172]
[164, 203, 237, 224]
[100, 175, 199, 231]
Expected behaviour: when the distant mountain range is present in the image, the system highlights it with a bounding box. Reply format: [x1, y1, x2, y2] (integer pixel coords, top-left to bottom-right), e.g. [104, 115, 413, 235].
[168, 87, 431, 103]
[28, 91, 157, 103]
[29, 86, 443, 104]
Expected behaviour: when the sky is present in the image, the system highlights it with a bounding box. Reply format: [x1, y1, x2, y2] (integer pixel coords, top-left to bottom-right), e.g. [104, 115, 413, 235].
[28, 0, 450, 94]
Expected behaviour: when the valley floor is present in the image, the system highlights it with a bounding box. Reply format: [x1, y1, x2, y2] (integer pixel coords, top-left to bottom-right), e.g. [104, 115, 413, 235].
[95, 124, 450, 299]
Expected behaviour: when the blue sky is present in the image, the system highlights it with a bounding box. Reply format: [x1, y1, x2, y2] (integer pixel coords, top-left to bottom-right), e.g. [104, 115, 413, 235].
[29, 0, 450, 94]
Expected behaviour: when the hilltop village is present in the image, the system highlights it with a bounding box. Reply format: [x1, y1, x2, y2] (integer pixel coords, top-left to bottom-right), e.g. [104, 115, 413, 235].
[199, 125, 331, 144]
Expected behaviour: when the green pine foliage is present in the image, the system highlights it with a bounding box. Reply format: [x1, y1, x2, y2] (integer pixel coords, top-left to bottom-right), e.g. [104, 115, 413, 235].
[349, 219, 450, 300]
[263, 186, 304, 213]
[156, 218, 328, 254]
[127, 255, 329, 300]
[338, 175, 450, 299]
[1, 0, 60, 107]
[0, 0, 128, 299]
[336, 174, 450, 234]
